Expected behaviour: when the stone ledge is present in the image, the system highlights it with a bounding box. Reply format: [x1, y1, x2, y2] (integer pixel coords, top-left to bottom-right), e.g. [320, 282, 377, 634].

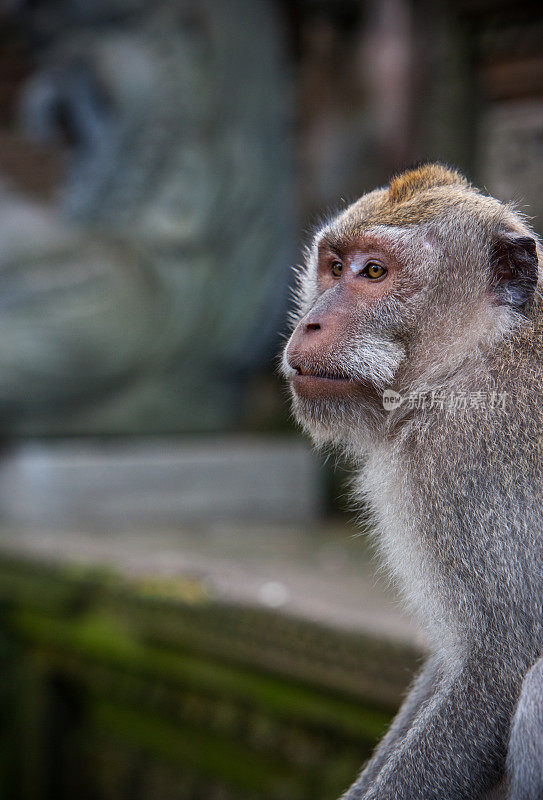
[0, 436, 323, 528]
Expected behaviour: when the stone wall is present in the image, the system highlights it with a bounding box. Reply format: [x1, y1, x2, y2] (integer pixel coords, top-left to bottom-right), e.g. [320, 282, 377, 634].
[0, 556, 421, 800]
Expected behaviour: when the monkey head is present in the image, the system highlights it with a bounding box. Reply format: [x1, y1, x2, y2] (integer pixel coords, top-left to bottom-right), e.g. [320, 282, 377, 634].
[282, 164, 540, 451]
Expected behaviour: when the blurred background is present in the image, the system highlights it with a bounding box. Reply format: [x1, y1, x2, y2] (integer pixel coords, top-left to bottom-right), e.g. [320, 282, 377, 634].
[0, 0, 541, 798]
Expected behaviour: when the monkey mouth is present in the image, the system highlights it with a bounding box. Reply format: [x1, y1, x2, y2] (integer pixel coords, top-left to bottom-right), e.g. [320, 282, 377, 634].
[291, 366, 364, 399]
[294, 366, 352, 381]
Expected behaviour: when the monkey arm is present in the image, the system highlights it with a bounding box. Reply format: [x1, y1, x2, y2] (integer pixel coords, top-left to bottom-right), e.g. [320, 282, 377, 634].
[355, 652, 521, 800]
[507, 657, 543, 800]
[343, 654, 443, 798]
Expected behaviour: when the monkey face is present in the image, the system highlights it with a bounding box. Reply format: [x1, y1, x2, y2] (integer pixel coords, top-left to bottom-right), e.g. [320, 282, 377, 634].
[281, 232, 414, 445]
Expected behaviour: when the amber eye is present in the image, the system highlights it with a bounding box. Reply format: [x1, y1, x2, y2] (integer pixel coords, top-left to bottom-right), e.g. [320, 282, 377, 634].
[364, 262, 386, 280]
[331, 261, 343, 278]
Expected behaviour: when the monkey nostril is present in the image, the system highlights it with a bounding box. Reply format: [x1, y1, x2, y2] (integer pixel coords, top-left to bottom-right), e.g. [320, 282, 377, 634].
[305, 322, 321, 332]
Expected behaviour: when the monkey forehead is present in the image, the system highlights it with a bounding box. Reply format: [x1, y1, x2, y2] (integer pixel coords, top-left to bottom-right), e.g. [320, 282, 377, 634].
[331, 183, 509, 238]
[346, 188, 474, 229]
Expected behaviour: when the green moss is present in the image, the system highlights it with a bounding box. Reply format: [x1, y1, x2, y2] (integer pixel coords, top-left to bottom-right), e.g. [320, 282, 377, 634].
[12, 608, 390, 740]
[92, 700, 307, 798]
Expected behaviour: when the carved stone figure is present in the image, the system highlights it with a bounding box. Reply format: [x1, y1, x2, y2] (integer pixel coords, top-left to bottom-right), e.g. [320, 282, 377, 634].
[0, 0, 290, 433]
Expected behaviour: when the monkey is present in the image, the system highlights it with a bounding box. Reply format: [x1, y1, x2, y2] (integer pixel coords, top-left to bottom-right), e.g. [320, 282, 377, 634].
[281, 164, 543, 799]
[507, 658, 543, 799]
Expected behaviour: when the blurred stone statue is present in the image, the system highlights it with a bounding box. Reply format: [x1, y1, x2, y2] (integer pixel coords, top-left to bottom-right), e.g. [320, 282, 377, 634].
[0, 0, 290, 434]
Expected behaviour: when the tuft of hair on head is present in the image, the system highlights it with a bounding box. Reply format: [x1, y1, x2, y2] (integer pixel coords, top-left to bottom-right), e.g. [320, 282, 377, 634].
[388, 163, 469, 205]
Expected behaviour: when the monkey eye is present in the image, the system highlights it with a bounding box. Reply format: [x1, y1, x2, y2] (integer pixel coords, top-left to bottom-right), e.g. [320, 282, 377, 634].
[363, 262, 387, 280]
[331, 261, 343, 278]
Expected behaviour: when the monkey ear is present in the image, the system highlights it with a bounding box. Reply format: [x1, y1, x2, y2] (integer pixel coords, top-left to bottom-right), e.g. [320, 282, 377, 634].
[490, 235, 539, 311]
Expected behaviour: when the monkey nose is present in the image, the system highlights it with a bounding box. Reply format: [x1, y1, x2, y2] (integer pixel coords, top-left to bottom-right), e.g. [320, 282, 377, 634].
[286, 318, 324, 374]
